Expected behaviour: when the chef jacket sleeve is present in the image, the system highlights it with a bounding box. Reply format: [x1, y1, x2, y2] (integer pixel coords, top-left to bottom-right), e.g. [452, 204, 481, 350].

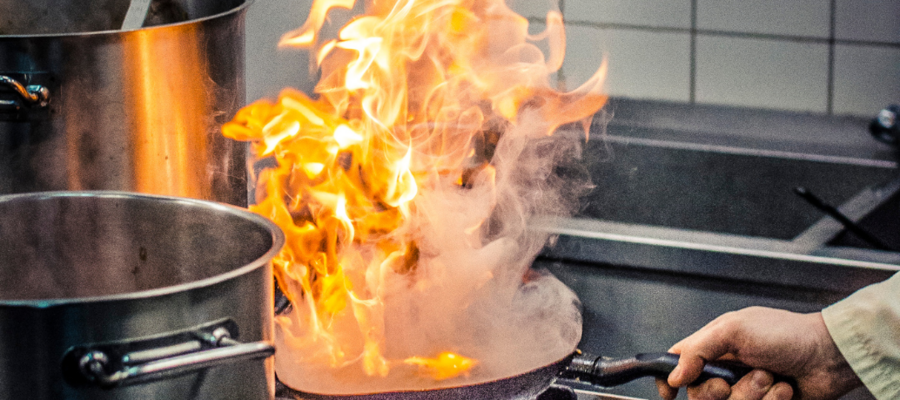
[821, 272, 900, 400]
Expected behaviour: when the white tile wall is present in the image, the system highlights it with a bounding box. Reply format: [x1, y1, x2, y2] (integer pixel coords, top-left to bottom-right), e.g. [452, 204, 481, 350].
[833, 44, 900, 115]
[563, 25, 691, 101]
[507, 0, 560, 20]
[243, 0, 900, 116]
[563, 0, 691, 29]
[695, 35, 830, 112]
[245, 0, 315, 102]
[697, 0, 830, 38]
[835, 0, 900, 43]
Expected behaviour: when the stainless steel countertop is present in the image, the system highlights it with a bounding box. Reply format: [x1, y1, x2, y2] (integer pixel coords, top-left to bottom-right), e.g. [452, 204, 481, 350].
[576, 391, 646, 400]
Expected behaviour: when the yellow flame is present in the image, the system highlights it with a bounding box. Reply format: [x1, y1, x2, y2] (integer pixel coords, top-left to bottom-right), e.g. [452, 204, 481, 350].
[404, 352, 480, 380]
[223, 0, 607, 384]
[334, 124, 364, 148]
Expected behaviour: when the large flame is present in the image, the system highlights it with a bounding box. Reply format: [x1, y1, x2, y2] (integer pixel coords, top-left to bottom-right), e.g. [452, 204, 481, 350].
[224, 0, 606, 394]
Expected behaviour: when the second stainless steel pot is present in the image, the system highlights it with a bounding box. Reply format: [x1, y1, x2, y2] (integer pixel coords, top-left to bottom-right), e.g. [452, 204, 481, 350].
[0, 0, 251, 205]
[0, 191, 284, 399]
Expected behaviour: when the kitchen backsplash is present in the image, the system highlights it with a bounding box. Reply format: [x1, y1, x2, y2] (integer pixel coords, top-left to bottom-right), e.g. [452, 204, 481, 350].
[246, 0, 900, 117]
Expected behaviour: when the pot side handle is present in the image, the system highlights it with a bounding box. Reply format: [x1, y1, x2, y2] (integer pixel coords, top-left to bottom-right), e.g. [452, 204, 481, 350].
[73, 326, 274, 388]
[0, 75, 50, 110]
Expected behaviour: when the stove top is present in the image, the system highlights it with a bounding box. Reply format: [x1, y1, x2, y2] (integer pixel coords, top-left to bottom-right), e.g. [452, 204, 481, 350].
[575, 391, 646, 400]
[538, 384, 646, 400]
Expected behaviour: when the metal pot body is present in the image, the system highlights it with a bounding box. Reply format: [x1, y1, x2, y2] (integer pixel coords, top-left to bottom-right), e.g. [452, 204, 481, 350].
[0, 0, 250, 206]
[0, 191, 284, 399]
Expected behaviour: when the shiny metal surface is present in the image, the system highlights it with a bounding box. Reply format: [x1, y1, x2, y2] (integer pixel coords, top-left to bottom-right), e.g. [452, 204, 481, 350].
[0, 0, 250, 205]
[77, 326, 275, 388]
[0, 191, 284, 399]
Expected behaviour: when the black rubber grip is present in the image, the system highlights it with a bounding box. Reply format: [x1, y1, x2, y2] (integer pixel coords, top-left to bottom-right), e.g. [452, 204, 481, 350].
[563, 352, 755, 387]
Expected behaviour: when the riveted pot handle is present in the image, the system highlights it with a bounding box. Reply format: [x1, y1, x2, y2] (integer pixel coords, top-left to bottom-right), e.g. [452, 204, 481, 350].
[0, 75, 50, 109]
[74, 326, 274, 388]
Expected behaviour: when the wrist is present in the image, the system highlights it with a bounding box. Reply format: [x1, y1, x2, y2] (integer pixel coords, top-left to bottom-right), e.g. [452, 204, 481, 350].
[805, 312, 862, 397]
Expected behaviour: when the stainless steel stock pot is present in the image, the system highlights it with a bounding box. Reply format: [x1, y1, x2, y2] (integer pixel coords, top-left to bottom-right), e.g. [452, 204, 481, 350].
[0, 191, 284, 399]
[0, 0, 252, 205]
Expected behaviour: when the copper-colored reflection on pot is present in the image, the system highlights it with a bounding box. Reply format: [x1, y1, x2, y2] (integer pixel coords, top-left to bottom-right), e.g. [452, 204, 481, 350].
[124, 26, 208, 199]
[224, 0, 607, 394]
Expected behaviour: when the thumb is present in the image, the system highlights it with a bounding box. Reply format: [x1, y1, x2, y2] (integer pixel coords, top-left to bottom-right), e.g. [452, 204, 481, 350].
[667, 324, 737, 387]
[668, 352, 708, 387]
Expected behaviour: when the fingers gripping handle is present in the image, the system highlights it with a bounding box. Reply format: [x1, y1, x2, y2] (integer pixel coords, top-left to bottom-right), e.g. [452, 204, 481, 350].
[562, 352, 754, 387]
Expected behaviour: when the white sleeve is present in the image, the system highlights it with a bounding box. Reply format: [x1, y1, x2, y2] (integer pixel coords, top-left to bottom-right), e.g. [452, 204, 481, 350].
[821, 272, 900, 400]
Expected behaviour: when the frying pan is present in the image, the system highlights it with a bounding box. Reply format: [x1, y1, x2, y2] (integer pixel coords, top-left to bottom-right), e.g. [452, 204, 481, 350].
[273, 350, 756, 400]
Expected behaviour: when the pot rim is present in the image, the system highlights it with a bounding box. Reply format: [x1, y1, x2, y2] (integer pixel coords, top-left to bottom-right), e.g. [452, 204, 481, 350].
[0, 0, 254, 39]
[0, 190, 284, 308]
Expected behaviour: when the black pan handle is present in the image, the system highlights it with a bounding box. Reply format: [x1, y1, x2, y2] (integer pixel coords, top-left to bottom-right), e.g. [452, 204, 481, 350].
[562, 352, 763, 387]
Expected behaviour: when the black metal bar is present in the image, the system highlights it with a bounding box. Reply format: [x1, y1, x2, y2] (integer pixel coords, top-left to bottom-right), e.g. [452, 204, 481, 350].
[794, 186, 894, 251]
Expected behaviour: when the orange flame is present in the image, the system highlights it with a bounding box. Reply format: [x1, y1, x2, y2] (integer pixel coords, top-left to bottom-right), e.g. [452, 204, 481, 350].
[223, 0, 606, 391]
[404, 352, 479, 380]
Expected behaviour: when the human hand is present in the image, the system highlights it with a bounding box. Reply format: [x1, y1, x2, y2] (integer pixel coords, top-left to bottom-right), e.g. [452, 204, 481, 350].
[655, 307, 861, 400]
